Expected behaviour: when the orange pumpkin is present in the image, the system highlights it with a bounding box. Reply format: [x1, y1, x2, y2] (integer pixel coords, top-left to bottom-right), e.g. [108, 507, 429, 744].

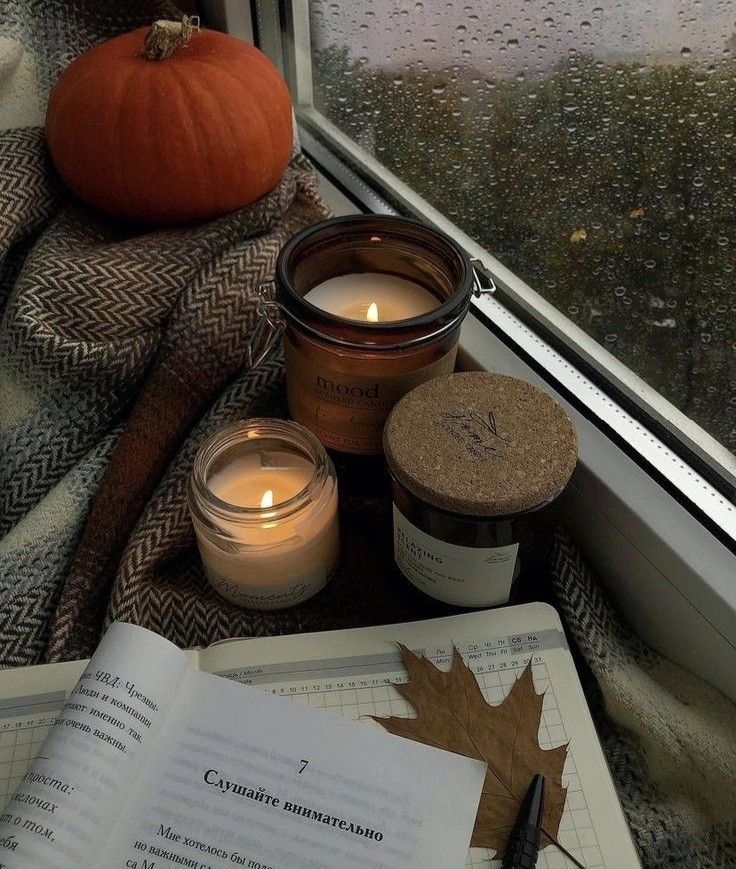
[45, 18, 293, 225]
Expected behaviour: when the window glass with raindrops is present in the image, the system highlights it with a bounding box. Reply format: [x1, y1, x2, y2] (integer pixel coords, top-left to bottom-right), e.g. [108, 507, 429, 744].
[307, 0, 736, 458]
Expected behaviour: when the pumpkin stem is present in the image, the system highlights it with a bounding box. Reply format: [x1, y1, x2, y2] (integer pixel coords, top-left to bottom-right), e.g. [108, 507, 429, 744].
[141, 15, 199, 60]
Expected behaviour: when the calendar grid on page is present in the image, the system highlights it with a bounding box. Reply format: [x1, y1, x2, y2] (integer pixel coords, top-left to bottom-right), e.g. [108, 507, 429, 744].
[226, 644, 604, 869]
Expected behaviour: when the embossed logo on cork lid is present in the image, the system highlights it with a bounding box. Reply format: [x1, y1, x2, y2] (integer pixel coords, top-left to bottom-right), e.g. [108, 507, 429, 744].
[384, 372, 578, 517]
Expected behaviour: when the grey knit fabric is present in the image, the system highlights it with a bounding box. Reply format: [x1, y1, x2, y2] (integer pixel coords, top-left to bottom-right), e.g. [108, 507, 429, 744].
[0, 1, 331, 663]
[0, 125, 330, 663]
[551, 530, 736, 869]
[0, 0, 184, 100]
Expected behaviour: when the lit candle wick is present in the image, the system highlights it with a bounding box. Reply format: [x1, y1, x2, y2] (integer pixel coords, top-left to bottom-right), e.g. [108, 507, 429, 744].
[367, 301, 379, 322]
[260, 489, 274, 509]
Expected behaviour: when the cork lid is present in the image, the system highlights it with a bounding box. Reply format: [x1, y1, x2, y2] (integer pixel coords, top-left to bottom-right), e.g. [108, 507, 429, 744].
[384, 372, 577, 517]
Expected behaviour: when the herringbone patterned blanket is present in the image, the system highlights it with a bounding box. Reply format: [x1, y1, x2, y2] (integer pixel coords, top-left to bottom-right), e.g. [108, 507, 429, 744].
[0, 0, 332, 664]
[550, 531, 736, 869]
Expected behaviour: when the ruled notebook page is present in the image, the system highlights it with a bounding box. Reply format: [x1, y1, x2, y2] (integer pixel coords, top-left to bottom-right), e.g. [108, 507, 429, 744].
[201, 603, 641, 869]
[0, 606, 640, 868]
[0, 624, 484, 869]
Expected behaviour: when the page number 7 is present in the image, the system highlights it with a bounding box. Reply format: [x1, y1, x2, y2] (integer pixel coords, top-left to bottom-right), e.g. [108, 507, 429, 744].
[298, 758, 309, 775]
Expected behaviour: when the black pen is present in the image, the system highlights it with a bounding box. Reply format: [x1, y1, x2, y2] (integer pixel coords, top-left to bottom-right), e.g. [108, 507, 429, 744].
[501, 774, 546, 869]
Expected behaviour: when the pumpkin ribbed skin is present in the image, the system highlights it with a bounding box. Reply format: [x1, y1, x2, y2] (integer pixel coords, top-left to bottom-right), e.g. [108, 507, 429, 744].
[45, 27, 293, 224]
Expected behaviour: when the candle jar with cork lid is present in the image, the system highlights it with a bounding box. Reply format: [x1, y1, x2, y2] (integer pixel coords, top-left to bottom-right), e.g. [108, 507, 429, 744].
[384, 372, 577, 607]
[188, 419, 339, 610]
[274, 215, 477, 459]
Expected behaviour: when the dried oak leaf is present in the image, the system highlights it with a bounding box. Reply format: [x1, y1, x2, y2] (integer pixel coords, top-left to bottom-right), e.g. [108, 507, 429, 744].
[373, 645, 568, 857]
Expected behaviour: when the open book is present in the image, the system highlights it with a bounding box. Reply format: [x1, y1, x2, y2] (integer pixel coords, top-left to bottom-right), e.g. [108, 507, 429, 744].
[0, 604, 640, 868]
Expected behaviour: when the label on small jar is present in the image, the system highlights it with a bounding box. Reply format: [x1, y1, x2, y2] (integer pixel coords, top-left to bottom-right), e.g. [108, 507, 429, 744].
[393, 506, 518, 607]
[285, 338, 457, 455]
[205, 567, 330, 611]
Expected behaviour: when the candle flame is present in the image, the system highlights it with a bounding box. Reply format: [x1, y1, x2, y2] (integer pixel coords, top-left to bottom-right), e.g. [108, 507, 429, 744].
[366, 301, 379, 322]
[260, 489, 274, 509]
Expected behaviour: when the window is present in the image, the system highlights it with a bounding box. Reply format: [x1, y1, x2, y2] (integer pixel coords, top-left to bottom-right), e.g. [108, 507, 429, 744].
[268, 0, 736, 493]
[227, 0, 736, 694]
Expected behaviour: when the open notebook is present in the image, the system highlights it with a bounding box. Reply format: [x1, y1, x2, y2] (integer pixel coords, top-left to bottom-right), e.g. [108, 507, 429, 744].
[0, 603, 639, 868]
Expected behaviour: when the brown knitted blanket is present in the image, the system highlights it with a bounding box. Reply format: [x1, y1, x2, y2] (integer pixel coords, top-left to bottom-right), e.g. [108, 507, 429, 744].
[0, 120, 336, 662]
[0, 0, 341, 664]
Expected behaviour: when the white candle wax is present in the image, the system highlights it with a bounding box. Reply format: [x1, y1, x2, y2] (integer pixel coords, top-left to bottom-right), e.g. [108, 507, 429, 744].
[303, 272, 440, 322]
[208, 450, 312, 515]
[194, 448, 339, 610]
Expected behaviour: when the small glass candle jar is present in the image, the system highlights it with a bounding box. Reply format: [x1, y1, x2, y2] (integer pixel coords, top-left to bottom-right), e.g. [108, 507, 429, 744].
[275, 215, 475, 457]
[188, 419, 339, 610]
[384, 372, 577, 607]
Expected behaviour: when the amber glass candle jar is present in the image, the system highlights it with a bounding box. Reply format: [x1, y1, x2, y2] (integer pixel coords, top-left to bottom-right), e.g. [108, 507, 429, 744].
[275, 215, 474, 457]
[384, 372, 577, 607]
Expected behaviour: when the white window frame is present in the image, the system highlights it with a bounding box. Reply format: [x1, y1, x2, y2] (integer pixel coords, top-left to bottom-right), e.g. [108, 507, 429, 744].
[281, 1, 736, 499]
[301, 123, 736, 536]
[206, 0, 736, 701]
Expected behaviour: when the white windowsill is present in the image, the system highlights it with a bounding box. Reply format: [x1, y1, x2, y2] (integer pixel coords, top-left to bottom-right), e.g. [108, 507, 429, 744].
[461, 312, 736, 701]
[316, 169, 736, 703]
